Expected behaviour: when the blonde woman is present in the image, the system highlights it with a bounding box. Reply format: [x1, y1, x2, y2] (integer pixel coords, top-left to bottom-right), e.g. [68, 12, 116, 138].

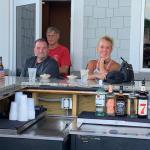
[87, 36, 120, 80]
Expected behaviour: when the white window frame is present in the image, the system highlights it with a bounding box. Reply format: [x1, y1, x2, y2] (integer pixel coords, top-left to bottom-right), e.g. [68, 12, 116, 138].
[130, 0, 149, 72]
[70, 0, 84, 71]
[9, 0, 42, 75]
[139, 0, 149, 72]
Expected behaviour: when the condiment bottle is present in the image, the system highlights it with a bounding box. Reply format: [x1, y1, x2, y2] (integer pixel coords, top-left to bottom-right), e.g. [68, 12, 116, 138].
[106, 85, 115, 116]
[138, 79, 148, 118]
[0, 56, 4, 71]
[127, 93, 137, 118]
[95, 87, 106, 117]
[115, 86, 126, 116]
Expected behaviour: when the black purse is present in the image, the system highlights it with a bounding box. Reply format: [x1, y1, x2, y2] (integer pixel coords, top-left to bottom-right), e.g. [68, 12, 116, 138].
[104, 71, 124, 84]
[104, 57, 134, 84]
[120, 57, 134, 82]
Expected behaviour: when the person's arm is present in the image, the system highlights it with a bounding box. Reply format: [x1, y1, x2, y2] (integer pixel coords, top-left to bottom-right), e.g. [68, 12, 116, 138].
[44, 59, 59, 78]
[59, 47, 71, 75]
[109, 62, 120, 72]
[94, 58, 108, 80]
[0, 71, 5, 78]
[87, 58, 108, 80]
[94, 72, 107, 80]
[51, 61, 59, 78]
[96, 60, 121, 80]
[87, 60, 97, 80]
[59, 66, 69, 75]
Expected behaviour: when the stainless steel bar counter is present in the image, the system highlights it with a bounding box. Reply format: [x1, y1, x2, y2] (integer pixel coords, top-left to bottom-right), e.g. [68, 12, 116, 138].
[0, 116, 72, 141]
[0, 76, 150, 94]
[1, 76, 150, 93]
[0, 116, 73, 150]
[0, 76, 150, 150]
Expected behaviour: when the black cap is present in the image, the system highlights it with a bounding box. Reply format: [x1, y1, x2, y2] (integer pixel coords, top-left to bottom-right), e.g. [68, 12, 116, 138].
[142, 78, 145, 86]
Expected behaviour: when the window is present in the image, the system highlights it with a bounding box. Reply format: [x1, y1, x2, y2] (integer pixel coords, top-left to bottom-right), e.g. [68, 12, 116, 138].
[143, 0, 150, 68]
[16, 4, 35, 75]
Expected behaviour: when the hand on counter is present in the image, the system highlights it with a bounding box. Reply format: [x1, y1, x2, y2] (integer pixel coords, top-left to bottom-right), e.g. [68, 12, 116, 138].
[0, 71, 5, 78]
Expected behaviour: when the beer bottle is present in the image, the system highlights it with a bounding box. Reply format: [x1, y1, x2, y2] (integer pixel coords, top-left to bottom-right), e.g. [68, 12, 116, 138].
[106, 85, 115, 116]
[127, 93, 138, 118]
[0, 56, 4, 71]
[115, 86, 126, 116]
[127, 81, 138, 118]
[95, 87, 106, 117]
[138, 79, 148, 118]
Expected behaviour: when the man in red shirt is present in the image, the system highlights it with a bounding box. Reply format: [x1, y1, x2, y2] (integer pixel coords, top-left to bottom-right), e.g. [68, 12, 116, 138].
[46, 26, 71, 77]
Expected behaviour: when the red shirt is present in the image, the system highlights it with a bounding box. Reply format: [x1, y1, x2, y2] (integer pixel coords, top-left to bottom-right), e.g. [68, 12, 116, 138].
[48, 45, 71, 76]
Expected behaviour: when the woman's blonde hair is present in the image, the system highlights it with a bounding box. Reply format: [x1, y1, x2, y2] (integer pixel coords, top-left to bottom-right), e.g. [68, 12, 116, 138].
[99, 36, 114, 47]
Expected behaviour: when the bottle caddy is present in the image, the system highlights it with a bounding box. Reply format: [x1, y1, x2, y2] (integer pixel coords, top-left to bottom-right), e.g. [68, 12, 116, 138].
[95, 82, 148, 119]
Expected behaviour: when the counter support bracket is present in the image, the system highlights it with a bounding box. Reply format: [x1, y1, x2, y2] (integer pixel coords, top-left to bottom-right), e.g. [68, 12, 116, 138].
[72, 94, 78, 116]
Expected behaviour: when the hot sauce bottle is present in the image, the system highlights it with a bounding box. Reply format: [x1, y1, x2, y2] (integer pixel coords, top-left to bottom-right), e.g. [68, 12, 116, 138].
[138, 79, 148, 118]
[106, 85, 115, 116]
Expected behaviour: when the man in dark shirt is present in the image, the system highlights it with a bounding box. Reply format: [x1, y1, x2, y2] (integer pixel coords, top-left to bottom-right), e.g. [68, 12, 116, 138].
[21, 38, 59, 78]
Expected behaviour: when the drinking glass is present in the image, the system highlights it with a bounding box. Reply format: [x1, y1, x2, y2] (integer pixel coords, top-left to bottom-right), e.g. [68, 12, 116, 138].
[80, 69, 89, 83]
[28, 68, 37, 82]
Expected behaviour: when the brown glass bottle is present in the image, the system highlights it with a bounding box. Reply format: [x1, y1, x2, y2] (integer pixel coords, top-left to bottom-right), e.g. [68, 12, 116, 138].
[0, 56, 4, 71]
[127, 93, 138, 118]
[106, 85, 115, 116]
[137, 79, 148, 118]
[115, 86, 126, 116]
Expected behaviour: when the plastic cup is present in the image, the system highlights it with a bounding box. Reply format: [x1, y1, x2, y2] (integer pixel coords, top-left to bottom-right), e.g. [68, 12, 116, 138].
[15, 92, 23, 106]
[27, 98, 35, 120]
[80, 69, 89, 83]
[9, 102, 17, 120]
[18, 94, 28, 121]
[28, 68, 37, 82]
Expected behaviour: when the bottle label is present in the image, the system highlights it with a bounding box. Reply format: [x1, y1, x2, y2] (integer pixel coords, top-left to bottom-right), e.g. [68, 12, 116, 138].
[138, 99, 147, 116]
[127, 98, 137, 116]
[116, 101, 125, 115]
[96, 106, 103, 112]
[141, 86, 146, 92]
[96, 95, 105, 106]
[106, 98, 115, 115]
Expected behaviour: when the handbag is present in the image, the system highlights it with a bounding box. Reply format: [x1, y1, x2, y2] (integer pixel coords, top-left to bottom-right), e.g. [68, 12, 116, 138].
[104, 71, 124, 84]
[120, 57, 134, 82]
[104, 57, 134, 84]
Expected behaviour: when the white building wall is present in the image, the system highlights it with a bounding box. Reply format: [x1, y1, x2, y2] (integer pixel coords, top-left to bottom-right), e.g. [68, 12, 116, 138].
[0, 0, 10, 69]
[82, 0, 131, 68]
[0, 0, 144, 73]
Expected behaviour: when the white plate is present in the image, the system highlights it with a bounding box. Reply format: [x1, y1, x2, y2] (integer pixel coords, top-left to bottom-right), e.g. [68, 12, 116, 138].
[40, 74, 51, 79]
[67, 75, 78, 81]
